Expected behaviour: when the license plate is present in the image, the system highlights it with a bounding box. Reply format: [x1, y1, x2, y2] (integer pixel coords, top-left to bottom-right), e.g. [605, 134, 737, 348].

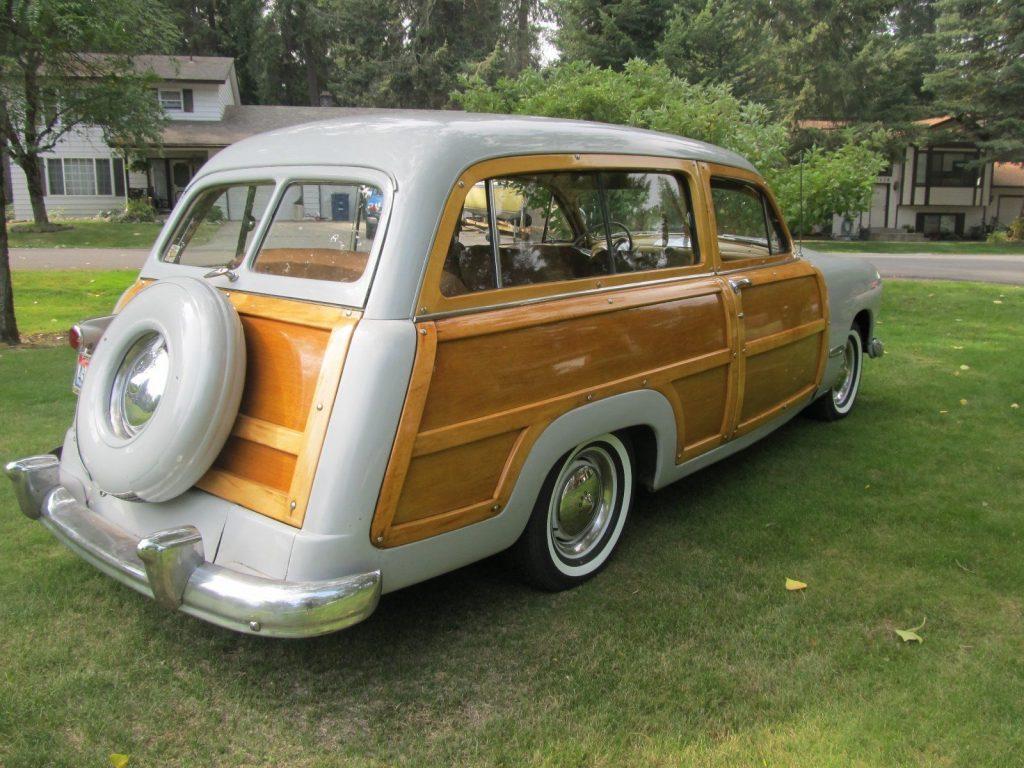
[72, 353, 90, 394]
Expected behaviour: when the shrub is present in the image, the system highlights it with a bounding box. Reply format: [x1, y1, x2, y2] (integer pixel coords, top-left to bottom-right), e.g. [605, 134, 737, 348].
[119, 198, 157, 223]
[1007, 217, 1024, 241]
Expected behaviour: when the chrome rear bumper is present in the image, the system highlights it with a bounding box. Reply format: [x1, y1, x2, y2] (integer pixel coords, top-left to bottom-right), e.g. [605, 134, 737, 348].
[5, 455, 380, 638]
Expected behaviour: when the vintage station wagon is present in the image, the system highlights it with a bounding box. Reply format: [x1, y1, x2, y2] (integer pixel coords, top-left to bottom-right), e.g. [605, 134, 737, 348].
[6, 113, 883, 637]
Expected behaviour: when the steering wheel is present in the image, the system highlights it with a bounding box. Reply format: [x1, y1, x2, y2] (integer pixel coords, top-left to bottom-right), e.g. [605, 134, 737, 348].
[573, 221, 634, 254]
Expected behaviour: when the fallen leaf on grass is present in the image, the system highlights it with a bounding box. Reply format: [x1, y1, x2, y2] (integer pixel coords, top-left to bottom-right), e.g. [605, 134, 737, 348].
[785, 578, 807, 591]
[952, 345, 963, 350]
[959, 364, 970, 370]
[959, 399, 968, 406]
[109, 755, 130, 768]
[894, 617, 926, 644]
[939, 409, 948, 414]
[993, 300, 1003, 305]
[1012, 403, 1020, 410]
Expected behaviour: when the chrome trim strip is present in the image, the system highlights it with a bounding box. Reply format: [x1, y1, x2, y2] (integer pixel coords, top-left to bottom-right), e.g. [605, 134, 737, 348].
[5, 456, 381, 638]
[828, 344, 845, 358]
[415, 269, 719, 322]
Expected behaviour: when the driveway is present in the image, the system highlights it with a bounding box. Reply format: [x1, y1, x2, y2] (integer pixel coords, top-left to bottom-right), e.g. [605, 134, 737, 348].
[826, 251, 1024, 285]
[8, 247, 150, 270]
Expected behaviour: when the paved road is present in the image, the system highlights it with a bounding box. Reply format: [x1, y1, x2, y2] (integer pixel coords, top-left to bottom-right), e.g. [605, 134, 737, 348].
[9, 247, 150, 270]
[823, 251, 1024, 285]
[9, 246, 1024, 285]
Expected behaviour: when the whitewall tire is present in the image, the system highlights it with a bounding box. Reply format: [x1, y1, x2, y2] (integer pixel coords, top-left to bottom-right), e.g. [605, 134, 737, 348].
[807, 328, 863, 421]
[76, 277, 245, 502]
[512, 433, 634, 591]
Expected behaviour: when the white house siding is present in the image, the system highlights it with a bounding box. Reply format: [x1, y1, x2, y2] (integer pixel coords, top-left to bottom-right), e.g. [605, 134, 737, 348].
[162, 81, 226, 122]
[8, 125, 125, 220]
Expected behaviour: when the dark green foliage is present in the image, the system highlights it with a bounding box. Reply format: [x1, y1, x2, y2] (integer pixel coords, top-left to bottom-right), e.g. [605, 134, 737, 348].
[925, 0, 1024, 160]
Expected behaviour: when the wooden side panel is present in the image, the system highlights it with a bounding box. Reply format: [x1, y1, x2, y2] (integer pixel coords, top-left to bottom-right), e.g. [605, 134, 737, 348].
[372, 278, 736, 547]
[733, 263, 829, 433]
[195, 294, 359, 527]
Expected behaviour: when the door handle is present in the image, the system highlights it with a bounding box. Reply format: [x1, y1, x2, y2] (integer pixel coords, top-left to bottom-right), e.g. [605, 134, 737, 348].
[728, 277, 752, 294]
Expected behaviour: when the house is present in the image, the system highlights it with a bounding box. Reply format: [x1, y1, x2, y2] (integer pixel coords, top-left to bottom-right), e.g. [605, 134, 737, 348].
[810, 116, 1024, 240]
[6, 55, 364, 221]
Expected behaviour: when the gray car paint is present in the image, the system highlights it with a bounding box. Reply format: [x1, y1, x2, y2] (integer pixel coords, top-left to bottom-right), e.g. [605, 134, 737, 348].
[52, 113, 883, 602]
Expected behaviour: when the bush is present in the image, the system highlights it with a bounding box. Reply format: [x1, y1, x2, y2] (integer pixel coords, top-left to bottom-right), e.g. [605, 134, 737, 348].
[1008, 217, 1024, 241]
[204, 205, 225, 223]
[118, 198, 157, 223]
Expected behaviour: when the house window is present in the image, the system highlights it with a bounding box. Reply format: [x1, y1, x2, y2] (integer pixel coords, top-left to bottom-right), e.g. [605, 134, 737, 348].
[927, 151, 978, 187]
[63, 159, 96, 195]
[158, 89, 183, 111]
[44, 158, 125, 196]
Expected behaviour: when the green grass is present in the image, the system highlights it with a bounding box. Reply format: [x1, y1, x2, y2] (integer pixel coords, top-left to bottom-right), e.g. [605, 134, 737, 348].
[8, 219, 164, 248]
[804, 239, 1024, 254]
[10, 270, 137, 337]
[1, 277, 1023, 766]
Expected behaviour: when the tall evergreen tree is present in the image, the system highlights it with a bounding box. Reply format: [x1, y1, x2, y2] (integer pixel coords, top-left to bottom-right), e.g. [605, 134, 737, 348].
[925, 0, 1024, 159]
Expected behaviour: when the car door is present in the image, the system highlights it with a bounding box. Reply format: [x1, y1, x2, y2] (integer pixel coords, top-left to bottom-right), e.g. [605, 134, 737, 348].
[370, 155, 737, 548]
[704, 164, 829, 438]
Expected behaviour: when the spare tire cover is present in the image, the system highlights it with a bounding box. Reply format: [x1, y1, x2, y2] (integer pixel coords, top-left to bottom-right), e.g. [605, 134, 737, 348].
[77, 277, 245, 502]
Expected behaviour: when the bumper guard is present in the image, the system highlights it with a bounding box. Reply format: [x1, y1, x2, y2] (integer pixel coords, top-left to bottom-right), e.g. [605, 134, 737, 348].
[5, 455, 380, 638]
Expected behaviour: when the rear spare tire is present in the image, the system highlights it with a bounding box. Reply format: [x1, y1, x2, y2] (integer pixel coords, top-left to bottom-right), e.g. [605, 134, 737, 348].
[76, 277, 245, 502]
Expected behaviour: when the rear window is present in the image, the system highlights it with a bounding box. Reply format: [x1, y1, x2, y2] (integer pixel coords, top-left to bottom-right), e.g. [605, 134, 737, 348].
[252, 182, 384, 283]
[162, 183, 274, 268]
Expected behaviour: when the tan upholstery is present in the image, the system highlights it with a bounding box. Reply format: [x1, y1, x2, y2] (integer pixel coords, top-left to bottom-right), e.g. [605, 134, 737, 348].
[254, 248, 368, 282]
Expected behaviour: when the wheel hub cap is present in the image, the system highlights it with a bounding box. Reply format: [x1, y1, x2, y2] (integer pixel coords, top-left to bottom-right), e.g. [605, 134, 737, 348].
[551, 446, 617, 559]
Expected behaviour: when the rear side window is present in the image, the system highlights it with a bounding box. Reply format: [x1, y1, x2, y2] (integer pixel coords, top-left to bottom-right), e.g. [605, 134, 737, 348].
[710, 178, 788, 261]
[162, 183, 274, 267]
[252, 182, 384, 283]
[441, 170, 700, 297]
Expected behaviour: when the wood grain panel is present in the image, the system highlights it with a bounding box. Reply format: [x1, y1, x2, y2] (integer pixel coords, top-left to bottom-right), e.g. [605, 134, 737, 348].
[420, 291, 727, 432]
[673, 365, 729, 447]
[740, 334, 821, 422]
[237, 316, 328, 431]
[214, 436, 297, 493]
[741, 276, 822, 342]
[394, 430, 520, 525]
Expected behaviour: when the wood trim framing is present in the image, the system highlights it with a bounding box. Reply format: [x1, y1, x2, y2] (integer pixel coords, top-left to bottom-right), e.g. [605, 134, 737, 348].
[416, 154, 708, 316]
[193, 292, 360, 527]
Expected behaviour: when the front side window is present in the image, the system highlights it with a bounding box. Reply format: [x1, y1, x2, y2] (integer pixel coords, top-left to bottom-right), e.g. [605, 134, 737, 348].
[711, 178, 788, 261]
[252, 182, 384, 283]
[162, 183, 273, 268]
[441, 170, 699, 297]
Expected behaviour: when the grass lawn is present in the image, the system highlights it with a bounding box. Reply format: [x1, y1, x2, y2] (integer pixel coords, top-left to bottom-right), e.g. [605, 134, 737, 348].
[10, 270, 137, 340]
[1, 277, 1022, 766]
[8, 220, 165, 249]
[804, 239, 1024, 255]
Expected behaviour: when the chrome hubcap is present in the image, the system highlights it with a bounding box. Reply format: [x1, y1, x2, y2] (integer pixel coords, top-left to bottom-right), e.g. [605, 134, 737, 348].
[550, 446, 617, 560]
[833, 337, 858, 407]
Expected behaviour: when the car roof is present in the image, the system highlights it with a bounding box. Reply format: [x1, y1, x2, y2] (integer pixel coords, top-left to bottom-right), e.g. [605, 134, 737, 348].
[196, 110, 759, 183]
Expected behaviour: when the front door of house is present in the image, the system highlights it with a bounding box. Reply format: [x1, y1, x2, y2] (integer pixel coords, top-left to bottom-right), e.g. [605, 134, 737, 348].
[170, 160, 200, 205]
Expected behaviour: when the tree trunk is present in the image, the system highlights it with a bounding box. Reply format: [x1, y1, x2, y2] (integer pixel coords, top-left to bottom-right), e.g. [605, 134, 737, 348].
[0, 144, 21, 345]
[18, 154, 49, 226]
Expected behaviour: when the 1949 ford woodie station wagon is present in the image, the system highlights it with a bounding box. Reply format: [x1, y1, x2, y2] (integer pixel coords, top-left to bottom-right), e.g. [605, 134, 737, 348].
[6, 113, 884, 638]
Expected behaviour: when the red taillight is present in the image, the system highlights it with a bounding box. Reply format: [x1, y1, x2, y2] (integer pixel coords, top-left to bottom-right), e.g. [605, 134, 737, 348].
[68, 325, 82, 350]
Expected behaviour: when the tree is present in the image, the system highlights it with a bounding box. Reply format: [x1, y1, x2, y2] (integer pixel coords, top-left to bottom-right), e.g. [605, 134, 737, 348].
[0, 0, 178, 225]
[0, 143, 17, 345]
[554, 0, 676, 69]
[925, 0, 1024, 160]
[455, 59, 885, 230]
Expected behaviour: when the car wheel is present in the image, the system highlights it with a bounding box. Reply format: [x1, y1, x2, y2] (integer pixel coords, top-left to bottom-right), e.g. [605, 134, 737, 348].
[807, 328, 863, 421]
[511, 433, 634, 591]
